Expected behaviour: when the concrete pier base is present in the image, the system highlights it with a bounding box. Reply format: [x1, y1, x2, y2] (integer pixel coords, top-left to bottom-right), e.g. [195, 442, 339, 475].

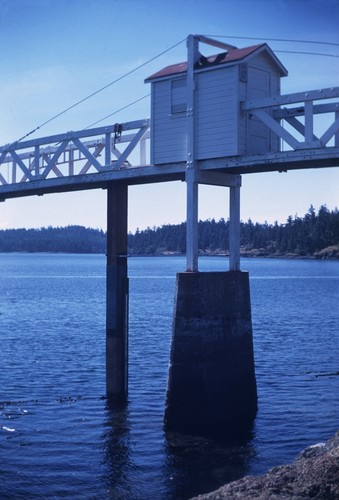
[164, 271, 257, 441]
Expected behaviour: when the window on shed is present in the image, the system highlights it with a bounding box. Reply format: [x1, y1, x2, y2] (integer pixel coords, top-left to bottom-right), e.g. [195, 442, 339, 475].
[171, 78, 186, 114]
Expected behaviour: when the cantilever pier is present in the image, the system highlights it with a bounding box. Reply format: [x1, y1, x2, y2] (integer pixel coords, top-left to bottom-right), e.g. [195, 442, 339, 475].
[1, 34, 339, 439]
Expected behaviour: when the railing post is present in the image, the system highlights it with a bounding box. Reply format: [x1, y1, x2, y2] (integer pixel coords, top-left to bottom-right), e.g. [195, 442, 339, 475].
[34, 146, 40, 177]
[69, 148, 74, 176]
[105, 132, 112, 167]
[140, 137, 146, 166]
[304, 100, 314, 146]
[12, 161, 16, 184]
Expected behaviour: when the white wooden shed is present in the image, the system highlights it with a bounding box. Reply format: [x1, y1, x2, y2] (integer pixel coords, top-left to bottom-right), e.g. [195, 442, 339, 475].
[145, 43, 288, 165]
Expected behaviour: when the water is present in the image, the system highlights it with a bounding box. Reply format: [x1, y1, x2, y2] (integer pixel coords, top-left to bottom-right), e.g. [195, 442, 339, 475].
[0, 254, 338, 499]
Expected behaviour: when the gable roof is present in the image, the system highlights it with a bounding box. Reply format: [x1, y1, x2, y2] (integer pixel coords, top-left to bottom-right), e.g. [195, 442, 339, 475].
[145, 43, 288, 82]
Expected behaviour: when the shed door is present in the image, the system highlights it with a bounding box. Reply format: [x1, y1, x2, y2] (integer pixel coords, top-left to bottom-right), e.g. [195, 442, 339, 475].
[247, 67, 270, 154]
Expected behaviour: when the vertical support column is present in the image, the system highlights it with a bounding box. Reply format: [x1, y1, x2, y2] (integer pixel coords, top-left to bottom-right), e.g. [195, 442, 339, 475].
[186, 34, 199, 272]
[335, 111, 339, 148]
[229, 182, 241, 271]
[106, 182, 129, 404]
[186, 168, 198, 272]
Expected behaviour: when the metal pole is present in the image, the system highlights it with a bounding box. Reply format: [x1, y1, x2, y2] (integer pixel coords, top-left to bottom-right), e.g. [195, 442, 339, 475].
[106, 182, 128, 403]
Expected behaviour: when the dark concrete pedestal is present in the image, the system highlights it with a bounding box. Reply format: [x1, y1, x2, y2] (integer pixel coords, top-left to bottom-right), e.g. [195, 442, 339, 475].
[164, 271, 257, 441]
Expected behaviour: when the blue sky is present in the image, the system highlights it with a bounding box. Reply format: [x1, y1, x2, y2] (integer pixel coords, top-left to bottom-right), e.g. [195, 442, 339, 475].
[0, 0, 338, 231]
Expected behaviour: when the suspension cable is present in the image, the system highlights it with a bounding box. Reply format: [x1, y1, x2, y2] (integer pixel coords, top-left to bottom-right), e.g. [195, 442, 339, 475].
[16, 38, 186, 143]
[85, 94, 150, 130]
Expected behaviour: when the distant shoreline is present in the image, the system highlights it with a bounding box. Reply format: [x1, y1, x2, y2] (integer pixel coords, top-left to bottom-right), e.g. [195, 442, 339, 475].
[1, 248, 338, 260]
[1, 208, 338, 257]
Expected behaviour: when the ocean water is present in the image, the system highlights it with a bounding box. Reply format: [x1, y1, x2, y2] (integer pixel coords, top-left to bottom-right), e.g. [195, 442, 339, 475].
[0, 254, 338, 499]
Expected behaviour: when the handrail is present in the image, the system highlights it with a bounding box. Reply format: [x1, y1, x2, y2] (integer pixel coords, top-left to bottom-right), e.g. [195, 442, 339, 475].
[0, 119, 150, 187]
[242, 86, 339, 150]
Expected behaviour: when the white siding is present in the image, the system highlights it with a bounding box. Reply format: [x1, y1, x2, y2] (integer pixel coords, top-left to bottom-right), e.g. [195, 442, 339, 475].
[247, 65, 271, 154]
[196, 66, 238, 159]
[247, 53, 281, 154]
[171, 78, 186, 114]
[149, 49, 283, 164]
[151, 79, 187, 164]
[238, 68, 248, 155]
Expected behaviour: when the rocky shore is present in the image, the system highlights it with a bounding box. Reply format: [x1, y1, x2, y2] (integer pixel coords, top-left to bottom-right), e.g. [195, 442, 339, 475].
[192, 432, 339, 499]
[196, 244, 339, 259]
[161, 245, 339, 259]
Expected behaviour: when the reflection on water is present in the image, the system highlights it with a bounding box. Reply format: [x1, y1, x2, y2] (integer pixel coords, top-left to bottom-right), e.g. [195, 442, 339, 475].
[101, 401, 257, 499]
[163, 432, 256, 499]
[102, 404, 133, 498]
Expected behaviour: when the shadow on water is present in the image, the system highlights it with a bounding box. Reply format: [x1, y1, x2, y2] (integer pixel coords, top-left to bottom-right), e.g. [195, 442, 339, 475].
[101, 395, 257, 499]
[162, 426, 257, 499]
[101, 401, 134, 499]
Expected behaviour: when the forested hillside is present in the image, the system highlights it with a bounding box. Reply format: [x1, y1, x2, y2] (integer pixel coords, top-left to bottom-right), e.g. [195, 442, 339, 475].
[0, 205, 338, 258]
[0, 226, 106, 253]
[128, 205, 339, 258]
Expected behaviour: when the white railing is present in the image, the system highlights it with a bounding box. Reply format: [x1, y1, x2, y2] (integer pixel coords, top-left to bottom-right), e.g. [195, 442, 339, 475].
[0, 119, 150, 187]
[242, 86, 339, 152]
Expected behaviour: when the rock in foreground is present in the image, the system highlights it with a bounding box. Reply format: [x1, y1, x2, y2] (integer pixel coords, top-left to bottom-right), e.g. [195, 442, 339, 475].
[192, 432, 339, 499]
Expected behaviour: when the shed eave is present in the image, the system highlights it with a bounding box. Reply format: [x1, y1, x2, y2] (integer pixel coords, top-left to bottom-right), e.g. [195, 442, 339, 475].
[243, 43, 288, 77]
[145, 73, 184, 84]
[145, 42, 288, 83]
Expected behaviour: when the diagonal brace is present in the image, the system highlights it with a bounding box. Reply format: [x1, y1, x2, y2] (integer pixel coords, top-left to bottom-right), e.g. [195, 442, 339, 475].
[0, 171, 8, 185]
[252, 110, 300, 150]
[10, 150, 35, 181]
[40, 141, 69, 179]
[285, 116, 319, 144]
[72, 138, 104, 172]
[79, 143, 105, 175]
[320, 116, 339, 146]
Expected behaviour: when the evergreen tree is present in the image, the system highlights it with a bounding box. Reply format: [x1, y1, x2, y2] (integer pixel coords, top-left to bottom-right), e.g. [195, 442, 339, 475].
[1, 206, 338, 257]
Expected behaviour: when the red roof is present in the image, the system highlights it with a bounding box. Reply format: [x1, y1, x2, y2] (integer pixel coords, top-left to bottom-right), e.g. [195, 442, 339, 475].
[145, 43, 287, 81]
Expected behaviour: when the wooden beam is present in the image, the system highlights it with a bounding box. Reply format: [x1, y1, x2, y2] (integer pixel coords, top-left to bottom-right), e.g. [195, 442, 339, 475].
[274, 102, 339, 119]
[243, 86, 339, 111]
[196, 171, 241, 187]
[196, 34, 237, 51]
